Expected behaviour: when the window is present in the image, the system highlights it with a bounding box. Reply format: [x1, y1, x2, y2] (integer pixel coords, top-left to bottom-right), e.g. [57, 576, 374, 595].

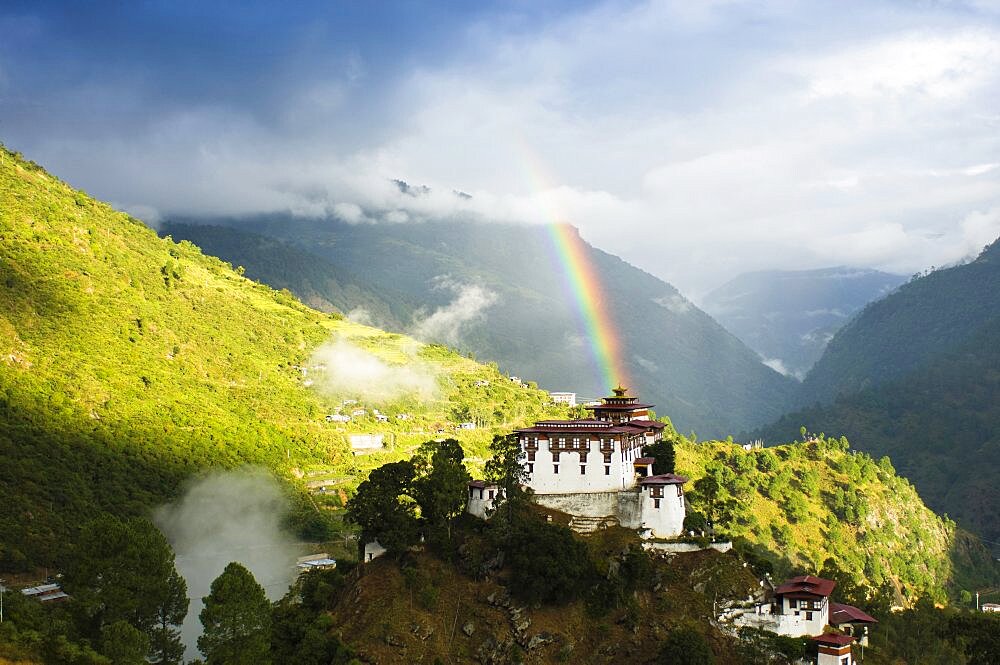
[841, 657, 850, 665]
[527, 463, 534, 473]
[573, 437, 580, 446]
[605, 466, 611, 475]
[488, 490, 494, 500]
[553, 465, 559, 474]
[654, 498, 660, 509]
[788, 599, 797, 609]
[580, 465, 586, 474]
[805, 611, 813, 621]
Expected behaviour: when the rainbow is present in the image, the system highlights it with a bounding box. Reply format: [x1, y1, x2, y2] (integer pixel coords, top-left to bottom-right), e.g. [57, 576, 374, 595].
[545, 223, 629, 393]
[514, 137, 628, 393]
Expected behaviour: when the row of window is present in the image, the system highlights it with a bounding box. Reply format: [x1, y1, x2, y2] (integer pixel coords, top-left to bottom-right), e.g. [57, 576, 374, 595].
[527, 463, 613, 476]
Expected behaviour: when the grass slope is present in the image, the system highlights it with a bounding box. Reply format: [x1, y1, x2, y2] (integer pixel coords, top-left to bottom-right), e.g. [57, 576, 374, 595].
[0, 146, 559, 568]
[676, 437, 999, 602]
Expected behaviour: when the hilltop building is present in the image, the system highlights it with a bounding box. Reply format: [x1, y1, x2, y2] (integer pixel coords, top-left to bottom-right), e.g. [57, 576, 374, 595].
[467, 387, 687, 538]
[550, 391, 577, 407]
[734, 574, 876, 660]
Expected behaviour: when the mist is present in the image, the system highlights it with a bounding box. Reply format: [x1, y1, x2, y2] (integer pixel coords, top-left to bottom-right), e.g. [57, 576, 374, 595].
[310, 336, 439, 401]
[412, 279, 498, 345]
[155, 469, 302, 661]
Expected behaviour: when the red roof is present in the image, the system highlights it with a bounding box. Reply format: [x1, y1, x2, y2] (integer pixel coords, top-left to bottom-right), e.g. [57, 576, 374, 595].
[634, 457, 656, 465]
[812, 634, 855, 647]
[829, 603, 878, 625]
[774, 575, 836, 598]
[469, 480, 496, 489]
[640, 473, 688, 485]
[587, 403, 654, 411]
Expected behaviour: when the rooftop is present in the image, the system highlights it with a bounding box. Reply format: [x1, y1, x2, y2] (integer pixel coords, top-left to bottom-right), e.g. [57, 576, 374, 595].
[812, 634, 856, 647]
[774, 575, 836, 598]
[830, 602, 878, 625]
[639, 473, 688, 485]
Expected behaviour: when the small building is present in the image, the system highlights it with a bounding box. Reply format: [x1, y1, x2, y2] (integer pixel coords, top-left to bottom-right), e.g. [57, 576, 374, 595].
[550, 392, 577, 407]
[363, 540, 387, 562]
[829, 602, 877, 645]
[458, 422, 476, 430]
[813, 633, 856, 665]
[772, 575, 836, 637]
[982, 602, 1000, 613]
[350, 408, 366, 417]
[638, 474, 688, 538]
[349, 434, 384, 452]
[296, 553, 337, 571]
[325, 414, 350, 423]
[21, 583, 70, 603]
[466, 480, 499, 519]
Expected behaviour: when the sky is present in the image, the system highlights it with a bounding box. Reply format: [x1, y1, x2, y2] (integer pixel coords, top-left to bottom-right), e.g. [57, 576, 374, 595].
[2, 0, 999, 296]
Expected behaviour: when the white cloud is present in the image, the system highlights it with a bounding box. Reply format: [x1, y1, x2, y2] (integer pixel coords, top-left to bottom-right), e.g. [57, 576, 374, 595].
[310, 337, 439, 402]
[15, 1, 1000, 296]
[411, 279, 498, 345]
[653, 293, 693, 314]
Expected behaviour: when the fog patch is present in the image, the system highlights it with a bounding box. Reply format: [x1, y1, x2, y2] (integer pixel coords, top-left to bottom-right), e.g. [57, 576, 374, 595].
[634, 354, 659, 373]
[310, 336, 439, 401]
[412, 279, 498, 345]
[346, 307, 374, 326]
[653, 293, 693, 314]
[155, 470, 301, 661]
[762, 357, 793, 377]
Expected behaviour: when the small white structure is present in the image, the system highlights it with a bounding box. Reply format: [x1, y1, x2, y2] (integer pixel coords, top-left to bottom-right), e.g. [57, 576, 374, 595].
[814, 634, 855, 665]
[458, 422, 476, 430]
[349, 434, 384, 451]
[466, 480, 499, 519]
[638, 474, 687, 538]
[983, 602, 1000, 613]
[736, 576, 836, 637]
[550, 392, 577, 407]
[296, 553, 337, 571]
[21, 583, 69, 603]
[363, 540, 387, 562]
[351, 408, 366, 417]
[325, 414, 350, 423]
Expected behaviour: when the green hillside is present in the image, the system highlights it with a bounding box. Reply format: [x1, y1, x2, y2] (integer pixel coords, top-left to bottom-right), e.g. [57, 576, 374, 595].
[753, 319, 1000, 556]
[0, 146, 559, 569]
[164, 215, 799, 437]
[676, 437, 998, 603]
[799, 241, 1000, 405]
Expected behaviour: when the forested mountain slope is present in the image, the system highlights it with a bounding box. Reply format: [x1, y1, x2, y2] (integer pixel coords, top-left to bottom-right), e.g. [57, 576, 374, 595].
[799, 240, 1000, 405]
[165, 216, 798, 437]
[0, 146, 558, 569]
[753, 318, 1000, 555]
[702, 267, 904, 379]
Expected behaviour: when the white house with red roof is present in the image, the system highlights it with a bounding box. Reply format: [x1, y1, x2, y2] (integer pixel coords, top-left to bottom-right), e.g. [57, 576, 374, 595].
[465, 388, 687, 538]
[734, 573, 878, 661]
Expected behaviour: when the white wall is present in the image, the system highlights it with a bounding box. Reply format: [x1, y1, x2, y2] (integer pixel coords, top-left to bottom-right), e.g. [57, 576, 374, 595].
[638, 483, 685, 537]
[775, 596, 829, 636]
[466, 485, 497, 519]
[523, 436, 643, 495]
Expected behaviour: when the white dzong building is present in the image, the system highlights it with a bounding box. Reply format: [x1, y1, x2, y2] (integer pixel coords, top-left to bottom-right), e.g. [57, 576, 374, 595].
[467, 387, 688, 537]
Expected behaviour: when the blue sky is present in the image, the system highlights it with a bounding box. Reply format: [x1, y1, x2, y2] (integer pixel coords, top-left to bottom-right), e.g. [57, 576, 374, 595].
[2, 0, 999, 294]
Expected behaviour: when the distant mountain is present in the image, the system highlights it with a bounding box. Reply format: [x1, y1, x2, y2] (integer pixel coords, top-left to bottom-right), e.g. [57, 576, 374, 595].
[799, 242, 1000, 405]
[701, 267, 905, 379]
[164, 217, 799, 437]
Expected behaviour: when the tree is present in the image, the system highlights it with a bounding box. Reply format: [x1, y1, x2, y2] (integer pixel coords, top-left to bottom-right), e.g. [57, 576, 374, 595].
[658, 627, 715, 665]
[484, 433, 529, 532]
[643, 437, 676, 474]
[345, 460, 420, 557]
[198, 562, 271, 665]
[64, 515, 188, 662]
[101, 620, 150, 665]
[412, 439, 471, 542]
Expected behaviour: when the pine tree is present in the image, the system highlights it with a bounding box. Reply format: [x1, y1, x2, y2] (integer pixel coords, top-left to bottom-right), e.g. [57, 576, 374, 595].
[198, 562, 271, 665]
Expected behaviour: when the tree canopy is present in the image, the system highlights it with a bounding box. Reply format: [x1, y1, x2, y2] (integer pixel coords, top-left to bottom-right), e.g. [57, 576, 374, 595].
[198, 562, 272, 665]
